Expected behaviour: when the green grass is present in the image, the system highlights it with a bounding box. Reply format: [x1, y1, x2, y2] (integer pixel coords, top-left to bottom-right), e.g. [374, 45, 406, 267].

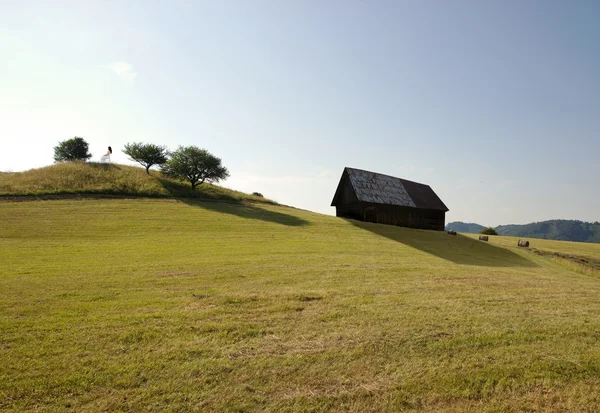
[2, 199, 600, 412]
[0, 162, 273, 204]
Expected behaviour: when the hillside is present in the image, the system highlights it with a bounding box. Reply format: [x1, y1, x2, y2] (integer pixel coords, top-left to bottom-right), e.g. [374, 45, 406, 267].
[447, 219, 600, 244]
[496, 219, 600, 243]
[445, 221, 485, 234]
[0, 162, 271, 204]
[2, 198, 600, 411]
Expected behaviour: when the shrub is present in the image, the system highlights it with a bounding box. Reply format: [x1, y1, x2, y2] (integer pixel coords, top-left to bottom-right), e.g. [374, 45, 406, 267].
[480, 227, 498, 236]
[53, 137, 92, 162]
[252, 192, 264, 198]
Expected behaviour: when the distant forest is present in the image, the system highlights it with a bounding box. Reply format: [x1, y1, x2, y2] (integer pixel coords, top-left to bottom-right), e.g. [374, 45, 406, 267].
[445, 220, 600, 244]
[444, 222, 485, 234]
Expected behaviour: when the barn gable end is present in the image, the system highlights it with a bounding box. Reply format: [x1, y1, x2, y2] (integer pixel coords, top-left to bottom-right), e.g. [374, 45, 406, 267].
[331, 169, 363, 221]
[331, 169, 359, 206]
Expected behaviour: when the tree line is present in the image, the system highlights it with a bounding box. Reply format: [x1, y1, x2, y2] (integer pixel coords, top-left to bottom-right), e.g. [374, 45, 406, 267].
[53, 137, 229, 190]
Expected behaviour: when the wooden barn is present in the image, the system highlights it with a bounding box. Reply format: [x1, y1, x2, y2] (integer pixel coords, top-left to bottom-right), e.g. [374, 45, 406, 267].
[331, 167, 449, 231]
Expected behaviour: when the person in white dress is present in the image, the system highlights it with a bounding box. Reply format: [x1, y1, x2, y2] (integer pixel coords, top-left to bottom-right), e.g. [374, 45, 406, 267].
[100, 146, 112, 163]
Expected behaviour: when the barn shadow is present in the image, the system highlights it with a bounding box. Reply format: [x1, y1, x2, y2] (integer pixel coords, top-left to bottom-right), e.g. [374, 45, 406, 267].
[178, 198, 309, 227]
[348, 219, 537, 267]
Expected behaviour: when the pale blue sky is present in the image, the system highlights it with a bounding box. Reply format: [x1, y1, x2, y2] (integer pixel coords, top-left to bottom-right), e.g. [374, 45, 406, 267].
[1, 1, 599, 225]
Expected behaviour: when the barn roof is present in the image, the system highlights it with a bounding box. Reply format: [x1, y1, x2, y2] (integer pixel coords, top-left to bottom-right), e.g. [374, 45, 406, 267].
[331, 167, 449, 211]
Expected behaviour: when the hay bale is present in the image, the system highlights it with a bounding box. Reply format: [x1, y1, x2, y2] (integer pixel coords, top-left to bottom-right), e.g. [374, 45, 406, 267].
[479, 235, 489, 241]
[447, 230, 457, 235]
[518, 239, 530, 248]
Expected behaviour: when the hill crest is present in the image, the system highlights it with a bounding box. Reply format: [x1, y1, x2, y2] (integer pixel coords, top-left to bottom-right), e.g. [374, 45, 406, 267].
[0, 162, 273, 204]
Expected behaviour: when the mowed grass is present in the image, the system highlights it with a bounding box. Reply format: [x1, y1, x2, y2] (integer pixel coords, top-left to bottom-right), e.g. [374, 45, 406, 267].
[464, 234, 600, 261]
[2, 199, 600, 412]
[463, 234, 600, 278]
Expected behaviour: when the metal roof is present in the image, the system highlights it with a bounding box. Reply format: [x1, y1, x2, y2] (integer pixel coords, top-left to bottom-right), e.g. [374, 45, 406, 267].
[334, 167, 449, 211]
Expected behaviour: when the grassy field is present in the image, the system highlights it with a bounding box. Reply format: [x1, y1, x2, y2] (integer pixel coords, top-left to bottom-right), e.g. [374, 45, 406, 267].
[2, 198, 600, 412]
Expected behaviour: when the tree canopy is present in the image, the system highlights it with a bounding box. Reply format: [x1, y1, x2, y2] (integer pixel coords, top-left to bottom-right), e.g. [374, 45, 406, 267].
[122, 142, 168, 174]
[161, 146, 229, 189]
[480, 227, 499, 236]
[53, 137, 92, 162]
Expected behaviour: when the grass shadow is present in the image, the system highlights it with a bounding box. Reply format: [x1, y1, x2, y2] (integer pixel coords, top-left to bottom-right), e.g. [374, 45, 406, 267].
[178, 198, 309, 227]
[348, 219, 537, 267]
[86, 162, 117, 169]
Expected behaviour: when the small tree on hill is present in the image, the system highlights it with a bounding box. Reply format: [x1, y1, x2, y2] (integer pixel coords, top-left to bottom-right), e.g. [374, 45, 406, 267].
[53, 137, 92, 162]
[123, 142, 168, 174]
[161, 146, 229, 189]
[480, 227, 498, 236]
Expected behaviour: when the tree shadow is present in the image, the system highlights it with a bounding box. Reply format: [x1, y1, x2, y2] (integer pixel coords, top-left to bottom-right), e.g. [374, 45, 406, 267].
[178, 198, 309, 227]
[156, 177, 256, 202]
[348, 219, 537, 267]
[155, 175, 308, 226]
[156, 177, 203, 198]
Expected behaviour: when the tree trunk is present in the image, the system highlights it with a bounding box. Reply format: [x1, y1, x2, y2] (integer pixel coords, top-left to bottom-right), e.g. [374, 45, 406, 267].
[145, 165, 150, 175]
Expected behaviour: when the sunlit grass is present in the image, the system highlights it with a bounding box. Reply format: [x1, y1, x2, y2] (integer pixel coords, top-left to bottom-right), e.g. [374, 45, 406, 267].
[2, 199, 600, 412]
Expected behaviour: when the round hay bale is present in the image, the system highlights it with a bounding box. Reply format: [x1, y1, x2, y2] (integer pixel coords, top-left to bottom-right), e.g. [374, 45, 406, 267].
[447, 230, 457, 235]
[479, 235, 489, 241]
[518, 239, 530, 248]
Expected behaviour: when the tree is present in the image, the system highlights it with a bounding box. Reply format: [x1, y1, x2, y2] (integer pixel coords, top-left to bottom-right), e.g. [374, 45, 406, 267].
[122, 142, 168, 174]
[480, 227, 498, 236]
[53, 137, 92, 162]
[162, 146, 229, 189]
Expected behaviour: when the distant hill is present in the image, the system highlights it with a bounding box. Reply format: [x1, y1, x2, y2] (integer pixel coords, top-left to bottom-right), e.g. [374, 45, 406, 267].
[496, 220, 600, 243]
[445, 221, 485, 234]
[447, 219, 600, 244]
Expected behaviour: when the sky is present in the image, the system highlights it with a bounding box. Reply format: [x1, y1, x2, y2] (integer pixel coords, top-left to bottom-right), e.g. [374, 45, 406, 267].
[1, 0, 599, 226]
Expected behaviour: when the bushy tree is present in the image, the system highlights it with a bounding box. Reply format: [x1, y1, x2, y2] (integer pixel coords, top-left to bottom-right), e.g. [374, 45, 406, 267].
[480, 227, 498, 236]
[53, 137, 92, 162]
[123, 142, 168, 174]
[162, 146, 229, 189]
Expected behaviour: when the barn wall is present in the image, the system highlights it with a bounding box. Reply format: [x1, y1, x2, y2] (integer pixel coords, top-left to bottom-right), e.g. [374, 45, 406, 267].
[335, 204, 363, 221]
[411, 209, 445, 231]
[360, 203, 445, 231]
[336, 202, 445, 231]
